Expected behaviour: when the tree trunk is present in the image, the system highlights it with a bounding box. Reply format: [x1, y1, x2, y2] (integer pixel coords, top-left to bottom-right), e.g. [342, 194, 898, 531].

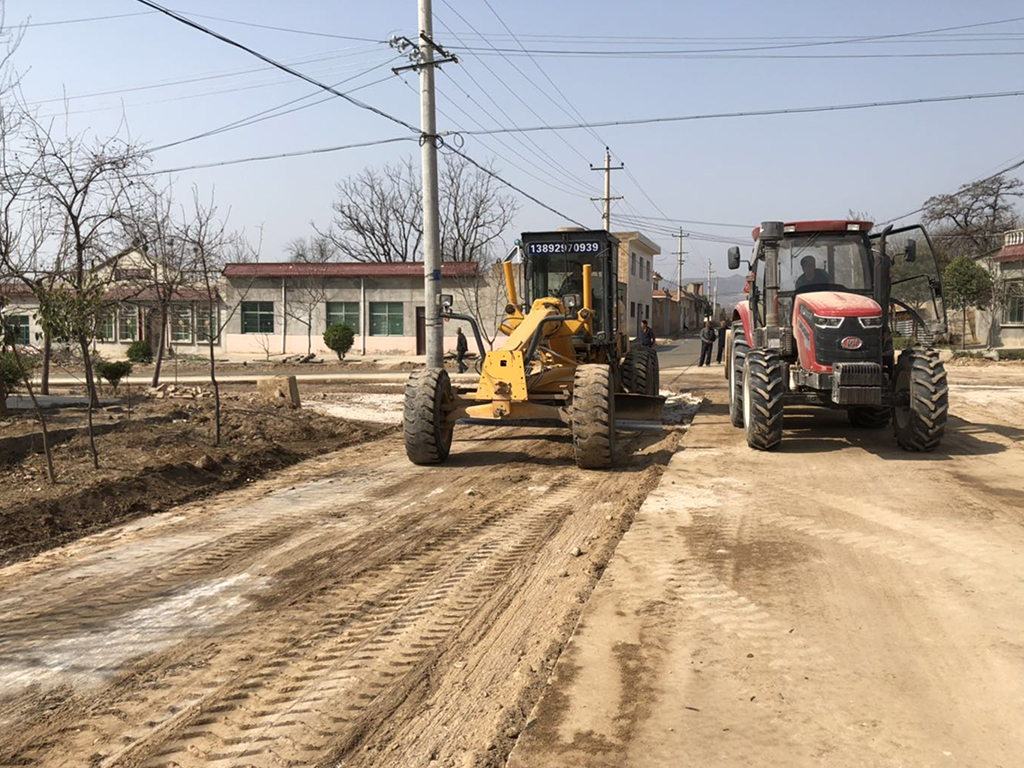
[152, 304, 167, 387]
[208, 334, 221, 447]
[41, 329, 52, 395]
[78, 334, 100, 468]
[12, 344, 56, 483]
[962, 310, 967, 351]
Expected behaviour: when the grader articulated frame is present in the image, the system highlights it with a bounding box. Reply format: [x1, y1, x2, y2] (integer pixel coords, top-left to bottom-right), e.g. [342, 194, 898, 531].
[404, 229, 664, 469]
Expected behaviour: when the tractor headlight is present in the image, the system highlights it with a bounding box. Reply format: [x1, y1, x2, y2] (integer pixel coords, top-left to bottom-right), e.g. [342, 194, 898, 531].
[813, 314, 843, 329]
[858, 316, 883, 328]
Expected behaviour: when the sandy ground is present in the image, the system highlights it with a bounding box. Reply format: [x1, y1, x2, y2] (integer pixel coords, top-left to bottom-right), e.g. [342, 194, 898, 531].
[0, 404, 693, 767]
[508, 365, 1024, 767]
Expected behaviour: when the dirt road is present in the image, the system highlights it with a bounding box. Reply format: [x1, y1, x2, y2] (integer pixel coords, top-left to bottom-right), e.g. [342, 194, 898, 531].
[508, 365, 1024, 767]
[0, 414, 687, 768]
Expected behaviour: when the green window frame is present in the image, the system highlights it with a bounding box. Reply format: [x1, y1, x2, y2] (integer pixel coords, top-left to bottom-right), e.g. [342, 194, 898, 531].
[241, 301, 274, 334]
[118, 306, 139, 342]
[326, 301, 360, 334]
[196, 304, 218, 343]
[1004, 281, 1024, 325]
[7, 315, 30, 345]
[170, 305, 193, 343]
[369, 301, 404, 336]
[95, 311, 115, 342]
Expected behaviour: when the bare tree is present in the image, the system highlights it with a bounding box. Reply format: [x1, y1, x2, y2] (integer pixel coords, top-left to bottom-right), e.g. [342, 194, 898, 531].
[288, 234, 337, 263]
[184, 189, 259, 446]
[315, 154, 517, 265]
[923, 175, 1023, 264]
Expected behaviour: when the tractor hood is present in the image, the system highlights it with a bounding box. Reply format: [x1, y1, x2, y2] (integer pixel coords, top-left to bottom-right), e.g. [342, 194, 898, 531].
[795, 291, 881, 318]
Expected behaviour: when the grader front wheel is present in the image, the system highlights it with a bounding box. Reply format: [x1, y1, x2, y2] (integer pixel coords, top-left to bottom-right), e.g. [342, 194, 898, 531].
[571, 364, 616, 469]
[404, 368, 455, 465]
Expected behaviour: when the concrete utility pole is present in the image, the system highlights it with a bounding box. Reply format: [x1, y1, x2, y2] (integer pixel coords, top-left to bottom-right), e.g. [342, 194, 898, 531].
[590, 147, 623, 231]
[673, 228, 688, 331]
[706, 259, 716, 320]
[418, 0, 443, 368]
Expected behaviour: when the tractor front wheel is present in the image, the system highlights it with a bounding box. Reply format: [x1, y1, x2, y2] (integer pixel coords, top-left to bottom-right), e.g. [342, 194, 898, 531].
[404, 367, 455, 465]
[742, 349, 784, 450]
[892, 347, 948, 451]
[572, 364, 615, 469]
[728, 321, 748, 428]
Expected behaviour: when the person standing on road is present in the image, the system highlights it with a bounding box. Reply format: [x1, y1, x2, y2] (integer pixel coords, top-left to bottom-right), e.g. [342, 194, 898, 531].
[716, 320, 728, 364]
[455, 327, 469, 373]
[640, 319, 655, 348]
[698, 319, 716, 367]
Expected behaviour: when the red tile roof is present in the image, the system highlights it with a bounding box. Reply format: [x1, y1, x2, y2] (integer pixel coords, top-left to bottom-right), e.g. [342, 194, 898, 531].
[995, 243, 1024, 262]
[222, 261, 478, 278]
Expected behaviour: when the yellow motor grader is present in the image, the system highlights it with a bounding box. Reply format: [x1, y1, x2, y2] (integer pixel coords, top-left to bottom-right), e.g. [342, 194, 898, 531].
[404, 229, 664, 469]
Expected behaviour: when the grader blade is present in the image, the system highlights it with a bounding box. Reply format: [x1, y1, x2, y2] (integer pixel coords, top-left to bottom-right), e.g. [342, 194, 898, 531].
[614, 393, 666, 431]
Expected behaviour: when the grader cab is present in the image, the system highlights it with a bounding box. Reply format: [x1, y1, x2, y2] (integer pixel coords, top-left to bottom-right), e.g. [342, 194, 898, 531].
[404, 229, 664, 469]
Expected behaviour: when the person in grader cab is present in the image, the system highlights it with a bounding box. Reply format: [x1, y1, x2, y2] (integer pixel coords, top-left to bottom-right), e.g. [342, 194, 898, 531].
[795, 254, 831, 289]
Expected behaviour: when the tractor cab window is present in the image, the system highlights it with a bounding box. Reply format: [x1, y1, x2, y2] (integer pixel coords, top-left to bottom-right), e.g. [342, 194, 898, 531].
[777, 234, 873, 295]
[888, 232, 947, 339]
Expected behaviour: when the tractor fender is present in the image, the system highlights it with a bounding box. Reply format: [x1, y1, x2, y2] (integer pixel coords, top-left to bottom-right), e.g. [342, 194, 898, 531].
[733, 301, 753, 347]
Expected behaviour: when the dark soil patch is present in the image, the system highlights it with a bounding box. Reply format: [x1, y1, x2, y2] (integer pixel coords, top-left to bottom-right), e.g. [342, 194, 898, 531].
[0, 398, 391, 566]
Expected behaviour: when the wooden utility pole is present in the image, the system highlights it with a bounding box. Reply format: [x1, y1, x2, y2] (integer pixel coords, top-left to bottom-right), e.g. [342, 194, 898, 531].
[590, 147, 623, 231]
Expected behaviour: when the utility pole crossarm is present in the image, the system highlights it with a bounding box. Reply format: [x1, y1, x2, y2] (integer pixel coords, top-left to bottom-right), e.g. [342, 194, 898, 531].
[589, 147, 623, 232]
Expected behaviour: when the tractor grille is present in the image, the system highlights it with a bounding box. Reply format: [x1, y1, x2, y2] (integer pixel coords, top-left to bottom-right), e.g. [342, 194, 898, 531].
[814, 319, 882, 367]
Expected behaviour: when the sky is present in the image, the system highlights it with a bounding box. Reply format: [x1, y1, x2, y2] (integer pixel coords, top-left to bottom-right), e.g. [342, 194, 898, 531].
[4, 0, 1024, 283]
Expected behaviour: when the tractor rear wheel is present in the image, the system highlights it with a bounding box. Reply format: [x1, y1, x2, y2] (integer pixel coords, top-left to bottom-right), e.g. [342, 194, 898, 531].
[742, 349, 784, 450]
[728, 321, 748, 428]
[848, 406, 890, 429]
[893, 346, 948, 451]
[404, 367, 455, 465]
[621, 346, 659, 395]
[571, 364, 615, 469]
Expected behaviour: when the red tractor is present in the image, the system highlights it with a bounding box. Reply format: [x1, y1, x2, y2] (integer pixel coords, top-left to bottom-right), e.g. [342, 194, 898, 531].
[726, 220, 949, 451]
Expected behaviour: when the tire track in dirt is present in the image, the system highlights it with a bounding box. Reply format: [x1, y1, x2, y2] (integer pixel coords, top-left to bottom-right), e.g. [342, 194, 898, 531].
[0, 422, 683, 768]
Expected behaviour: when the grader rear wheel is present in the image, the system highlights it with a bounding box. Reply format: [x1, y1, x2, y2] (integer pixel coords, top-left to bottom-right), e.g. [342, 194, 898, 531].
[621, 346, 659, 396]
[571, 364, 615, 469]
[404, 368, 455, 465]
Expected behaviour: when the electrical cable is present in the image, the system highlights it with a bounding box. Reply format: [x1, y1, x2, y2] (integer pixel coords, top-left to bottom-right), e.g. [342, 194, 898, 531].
[133, 0, 419, 134]
[459, 89, 1024, 136]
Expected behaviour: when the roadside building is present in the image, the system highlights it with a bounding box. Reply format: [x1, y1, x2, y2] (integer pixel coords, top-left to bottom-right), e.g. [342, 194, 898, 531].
[220, 261, 480, 356]
[612, 231, 660, 338]
[975, 228, 1024, 348]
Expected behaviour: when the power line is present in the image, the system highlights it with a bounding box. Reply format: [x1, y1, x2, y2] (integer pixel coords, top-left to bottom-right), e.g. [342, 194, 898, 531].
[458, 50, 1024, 60]
[16, 11, 155, 28]
[143, 136, 417, 175]
[133, 0, 418, 134]
[185, 11, 385, 43]
[443, 145, 585, 227]
[447, 15, 1024, 56]
[149, 59, 401, 153]
[459, 89, 1024, 136]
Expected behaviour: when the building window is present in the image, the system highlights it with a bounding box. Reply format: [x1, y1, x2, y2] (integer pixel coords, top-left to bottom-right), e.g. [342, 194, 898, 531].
[630, 301, 636, 318]
[1004, 281, 1024, 325]
[326, 301, 360, 334]
[118, 306, 139, 342]
[370, 301, 404, 336]
[6, 314, 30, 345]
[170, 305, 193, 343]
[196, 304, 219, 343]
[630, 253, 637, 276]
[645, 304, 650, 319]
[241, 301, 274, 334]
[95, 311, 115, 341]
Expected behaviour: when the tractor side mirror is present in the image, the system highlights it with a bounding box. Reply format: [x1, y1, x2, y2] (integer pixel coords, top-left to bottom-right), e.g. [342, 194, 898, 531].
[904, 238, 917, 263]
[727, 246, 741, 271]
[523, 255, 533, 282]
[437, 294, 454, 314]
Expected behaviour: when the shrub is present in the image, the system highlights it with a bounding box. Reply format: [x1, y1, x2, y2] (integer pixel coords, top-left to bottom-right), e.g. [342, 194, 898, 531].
[1, 351, 22, 394]
[126, 339, 153, 364]
[893, 336, 913, 351]
[94, 360, 133, 392]
[323, 322, 355, 360]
